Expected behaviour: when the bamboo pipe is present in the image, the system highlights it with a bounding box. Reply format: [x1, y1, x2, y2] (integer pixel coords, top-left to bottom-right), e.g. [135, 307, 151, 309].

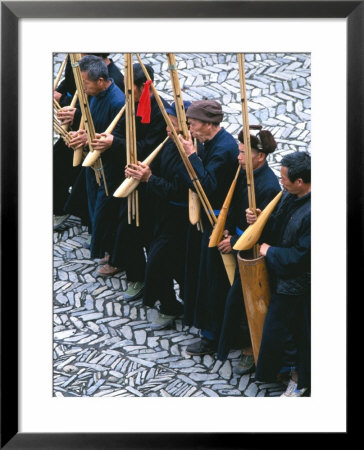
[208, 165, 241, 248]
[238, 53, 259, 258]
[166, 53, 201, 227]
[54, 54, 68, 90]
[233, 190, 283, 251]
[124, 53, 139, 225]
[135, 54, 216, 228]
[61, 90, 79, 133]
[73, 115, 85, 167]
[113, 136, 169, 198]
[69, 53, 107, 191]
[82, 104, 126, 167]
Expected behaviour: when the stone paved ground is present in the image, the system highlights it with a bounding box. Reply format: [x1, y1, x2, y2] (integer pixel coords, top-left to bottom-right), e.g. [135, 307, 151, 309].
[53, 52, 311, 397]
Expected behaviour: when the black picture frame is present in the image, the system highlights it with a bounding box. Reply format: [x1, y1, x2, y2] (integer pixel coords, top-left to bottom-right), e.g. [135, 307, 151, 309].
[1, 1, 358, 448]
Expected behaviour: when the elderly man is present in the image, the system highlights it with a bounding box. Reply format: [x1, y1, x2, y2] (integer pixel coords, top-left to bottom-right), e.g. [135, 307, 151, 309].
[178, 100, 239, 355]
[67, 55, 125, 261]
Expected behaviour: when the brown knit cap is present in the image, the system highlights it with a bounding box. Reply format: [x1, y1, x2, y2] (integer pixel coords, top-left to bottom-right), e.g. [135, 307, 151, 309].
[186, 100, 223, 123]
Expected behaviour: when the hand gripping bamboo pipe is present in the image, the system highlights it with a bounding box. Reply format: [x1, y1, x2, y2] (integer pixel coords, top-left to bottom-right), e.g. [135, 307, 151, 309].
[113, 136, 169, 198]
[136, 54, 236, 285]
[69, 53, 109, 195]
[208, 164, 241, 248]
[166, 53, 202, 227]
[233, 190, 283, 250]
[81, 104, 126, 167]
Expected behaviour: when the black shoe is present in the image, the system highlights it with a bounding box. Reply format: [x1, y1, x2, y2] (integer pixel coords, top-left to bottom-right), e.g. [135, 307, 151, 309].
[185, 338, 216, 356]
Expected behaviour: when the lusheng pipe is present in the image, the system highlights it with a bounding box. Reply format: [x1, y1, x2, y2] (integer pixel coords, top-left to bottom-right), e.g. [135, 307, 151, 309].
[238, 252, 271, 365]
[233, 190, 283, 251]
[208, 165, 240, 247]
[113, 136, 169, 198]
[82, 104, 126, 167]
[166, 53, 201, 227]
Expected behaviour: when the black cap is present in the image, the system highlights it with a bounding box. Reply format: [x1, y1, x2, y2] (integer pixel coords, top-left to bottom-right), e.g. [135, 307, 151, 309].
[133, 63, 154, 83]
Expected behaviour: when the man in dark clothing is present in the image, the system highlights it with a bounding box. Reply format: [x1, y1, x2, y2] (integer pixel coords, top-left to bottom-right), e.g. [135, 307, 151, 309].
[177, 100, 239, 355]
[53, 53, 125, 231]
[67, 55, 125, 261]
[246, 151, 311, 397]
[125, 101, 192, 329]
[216, 128, 281, 374]
[96, 63, 171, 303]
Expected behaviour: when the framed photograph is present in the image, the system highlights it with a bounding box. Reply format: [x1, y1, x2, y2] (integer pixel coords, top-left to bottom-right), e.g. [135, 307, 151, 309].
[2, 1, 358, 448]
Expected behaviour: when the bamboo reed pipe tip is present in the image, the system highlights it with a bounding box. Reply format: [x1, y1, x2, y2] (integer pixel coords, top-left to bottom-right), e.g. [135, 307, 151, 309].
[82, 150, 101, 167]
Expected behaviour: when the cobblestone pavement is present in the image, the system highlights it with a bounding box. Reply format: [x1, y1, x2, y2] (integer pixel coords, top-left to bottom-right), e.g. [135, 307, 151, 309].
[53, 52, 311, 397]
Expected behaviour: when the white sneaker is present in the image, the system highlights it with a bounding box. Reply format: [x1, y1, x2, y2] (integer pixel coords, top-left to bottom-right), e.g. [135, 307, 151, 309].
[280, 379, 308, 397]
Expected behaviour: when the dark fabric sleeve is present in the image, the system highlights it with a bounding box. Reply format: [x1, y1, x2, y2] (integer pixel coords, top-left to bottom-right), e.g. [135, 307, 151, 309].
[265, 217, 311, 277]
[147, 174, 185, 202]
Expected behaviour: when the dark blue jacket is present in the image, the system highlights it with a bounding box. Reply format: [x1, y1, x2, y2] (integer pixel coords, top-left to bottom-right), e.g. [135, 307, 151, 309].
[88, 80, 125, 190]
[179, 127, 239, 214]
[263, 190, 311, 295]
[227, 161, 281, 248]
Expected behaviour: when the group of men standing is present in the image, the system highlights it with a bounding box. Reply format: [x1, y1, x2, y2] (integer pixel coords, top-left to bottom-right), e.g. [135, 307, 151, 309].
[54, 54, 311, 397]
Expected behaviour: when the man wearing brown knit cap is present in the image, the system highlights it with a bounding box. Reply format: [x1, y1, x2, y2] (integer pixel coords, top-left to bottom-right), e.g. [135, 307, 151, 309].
[178, 99, 239, 356]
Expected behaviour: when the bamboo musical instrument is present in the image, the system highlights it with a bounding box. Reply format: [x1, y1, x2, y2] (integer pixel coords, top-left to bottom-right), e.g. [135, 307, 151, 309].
[69, 53, 109, 195]
[166, 53, 202, 228]
[61, 90, 78, 133]
[54, 54, 68, 90]
[123, 53, 139, 225]
[237, 53, 259, 258]
[208, 165, 241, 247]
[238, 253, 271, 364]
[73, 115, 85, 167]
[190, 139, 202, 228]
[82, 104, 126, 167]
[113, 136, 169, 198]
[233, 190, 283, 250]
[136, 54, 236, 284]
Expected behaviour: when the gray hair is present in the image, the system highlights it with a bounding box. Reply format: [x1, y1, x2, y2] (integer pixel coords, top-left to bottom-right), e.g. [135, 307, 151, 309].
[79, 55, 109, 82]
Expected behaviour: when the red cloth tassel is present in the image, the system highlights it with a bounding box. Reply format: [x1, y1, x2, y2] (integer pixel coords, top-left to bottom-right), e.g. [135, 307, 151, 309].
[136, 80, 152, 124]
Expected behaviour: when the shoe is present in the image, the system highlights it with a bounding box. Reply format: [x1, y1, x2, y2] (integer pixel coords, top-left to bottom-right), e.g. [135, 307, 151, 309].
[54, 214, 70, 230]
[150, 311, 178, 331]
[185, 338, 216, 356]
[280, 379, 308, 397]
[123, 281, 144, 301]
[233, 354, 255, 375]
[97, 264, 122, 277]
[97, 254, 110, 265]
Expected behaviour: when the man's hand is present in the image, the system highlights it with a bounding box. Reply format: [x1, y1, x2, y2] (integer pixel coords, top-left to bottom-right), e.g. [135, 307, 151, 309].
[68, 129, 87, 149]
[178, 131, 196, 157]
[91, 133, 114, 153]
[259, 243, 271, 256]
[246, 208, 261, 224]
[54, 90, 62, 102]
[57, 107, 76, 125]
[217, 230, 232, 254]
[125, 162, 152, 182]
